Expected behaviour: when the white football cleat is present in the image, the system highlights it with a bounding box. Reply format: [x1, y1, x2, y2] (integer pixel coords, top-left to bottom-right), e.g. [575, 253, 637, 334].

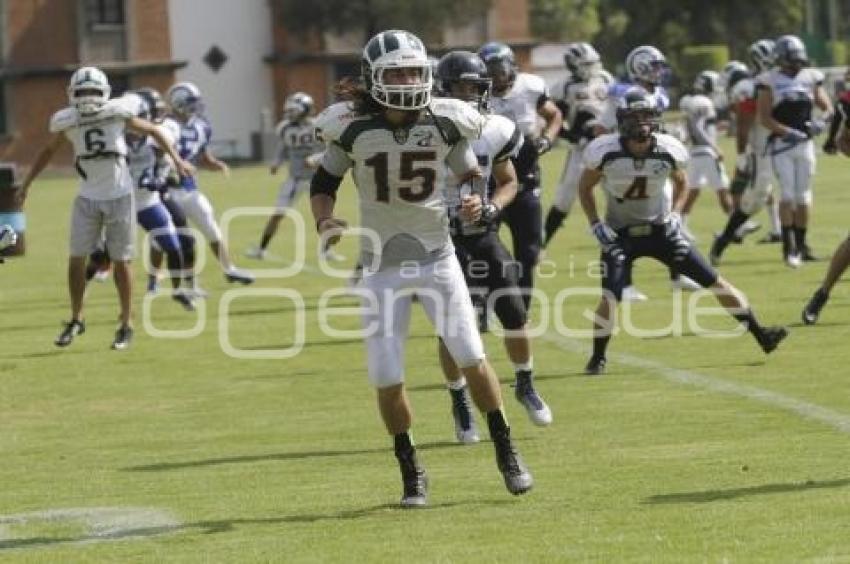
[621, 285, 648, 302]
[93, 268, 111, 283]
[244, 246, 267, 260]
[671, 275, 702, 292]
[785, 253, 802, 269]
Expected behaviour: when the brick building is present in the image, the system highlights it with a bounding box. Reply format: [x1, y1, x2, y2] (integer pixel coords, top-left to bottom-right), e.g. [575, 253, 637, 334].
[0, 0, 535, 167]
[0, 0, 183, 167]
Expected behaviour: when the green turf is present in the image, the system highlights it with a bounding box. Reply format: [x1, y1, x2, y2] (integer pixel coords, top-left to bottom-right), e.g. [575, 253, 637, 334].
[1, 139, 849, 562]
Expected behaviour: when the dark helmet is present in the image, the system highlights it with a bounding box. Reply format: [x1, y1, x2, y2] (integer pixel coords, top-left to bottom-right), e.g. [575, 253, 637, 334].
[135, 87, 166, 122]
[477, 41, 516, 92]
[616, 86, 661, 141]
[436, 50, 491, 110]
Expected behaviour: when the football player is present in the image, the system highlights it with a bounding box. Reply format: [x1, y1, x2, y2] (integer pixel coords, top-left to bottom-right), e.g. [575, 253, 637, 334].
[311, 30, 533, 507]
[544, 42, 614, 247]
[755, 35, 832, 267]
[162, 82, 255, 286]
[477, 41, 562, 310]
[17, 66, 194, 349]
[801, 97, 850, 324]
[246, 92, 331, 261]
[599, 46, 702, 300]
[578, 87, 788, 375]
[822, 67, 850, 154]
[124, 92, 195, 310]
[678, 70, 731, 240]
[436, 50, 552, 442]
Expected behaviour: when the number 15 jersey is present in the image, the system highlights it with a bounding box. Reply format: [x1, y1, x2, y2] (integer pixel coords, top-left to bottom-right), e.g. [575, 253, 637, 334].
[316, 97, 484, 266]
[583, 133, 689, 229]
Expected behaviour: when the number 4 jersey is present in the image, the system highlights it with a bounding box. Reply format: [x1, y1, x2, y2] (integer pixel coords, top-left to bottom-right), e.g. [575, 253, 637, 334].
[583, 132, 689, 229]
[49, 97, 137, 200]
[315, 97, 485, 266]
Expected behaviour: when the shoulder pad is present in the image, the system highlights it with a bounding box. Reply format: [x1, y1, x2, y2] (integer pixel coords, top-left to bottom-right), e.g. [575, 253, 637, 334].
[678, 95, 693, 113]
[809, 68, 825, 83]
[429, 97, 485, 141]
[488, 115, 522, 161]
[656, 134, 689, 165]
[583, 133, 621, 168]
[315, 102, 357, 144]
[49, 107, 78, 133]
[99, 97, 137, 120]
[517, 73, 547, 96]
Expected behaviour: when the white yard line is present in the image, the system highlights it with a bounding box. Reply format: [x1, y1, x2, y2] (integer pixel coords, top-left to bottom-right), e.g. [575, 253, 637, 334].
[542, 332, 850, 434]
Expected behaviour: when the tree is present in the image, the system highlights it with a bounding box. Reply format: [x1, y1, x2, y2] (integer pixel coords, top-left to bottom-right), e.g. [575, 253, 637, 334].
[273, 0, 492, 46]
[529, 0, 602, 42]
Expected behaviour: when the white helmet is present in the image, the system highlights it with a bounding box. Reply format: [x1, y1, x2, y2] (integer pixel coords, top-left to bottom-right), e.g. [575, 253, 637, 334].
[283, 92, 314, 121]
[564, 42, 601, 81]
[748, 39, 776, 73]
[693, 70, 721, 95]
[361, 30, 432, 110]
[166, 82, 204, 117]
[774, 35, 808, 68]
[67, 66, 111, 115]
[721, 60, 750, 91]
[626, 45, 668, 85]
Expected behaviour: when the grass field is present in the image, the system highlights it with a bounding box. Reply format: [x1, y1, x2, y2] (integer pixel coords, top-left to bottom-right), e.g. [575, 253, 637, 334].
[2, 139, 850, 562]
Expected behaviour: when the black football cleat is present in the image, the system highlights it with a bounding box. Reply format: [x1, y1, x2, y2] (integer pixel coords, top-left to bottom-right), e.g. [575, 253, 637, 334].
[492, 429, 533, 496]
[756, 326, 788, 354]
[55, 319, 85, 347]
[111, 324, 134, 351]
[802, 288, 829, 325]
[800, 245, 819, 262]
[585, 355, 607, 376]
[397, 450, 428, 508]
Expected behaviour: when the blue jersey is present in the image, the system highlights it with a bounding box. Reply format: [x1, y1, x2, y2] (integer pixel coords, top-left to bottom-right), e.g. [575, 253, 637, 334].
[163, 115, 212, 190]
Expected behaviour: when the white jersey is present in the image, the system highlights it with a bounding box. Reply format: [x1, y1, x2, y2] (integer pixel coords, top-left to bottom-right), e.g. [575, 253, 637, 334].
[49, 97, 136, 200]
[729, 76, 771, 154]
[446, 113, 522, 236]
[316, 97, 484, 268]
[679, 94, 719, 157]
[583, 133, 689, 229]
[127, 125, 175, 211]
[274, 117, 324, 179]
[757, 68, 823, 132]
[554, 70, 613, 145]
[489, 72, 548, 137]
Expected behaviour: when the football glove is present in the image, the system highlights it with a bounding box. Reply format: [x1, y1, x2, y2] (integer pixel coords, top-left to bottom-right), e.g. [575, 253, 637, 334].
[534, 136, 553, 155]
[590, 221, 618, 246]
[478, 202, 501, 225]
[806, 119, 827, 137]
[0, 224, 17, 251]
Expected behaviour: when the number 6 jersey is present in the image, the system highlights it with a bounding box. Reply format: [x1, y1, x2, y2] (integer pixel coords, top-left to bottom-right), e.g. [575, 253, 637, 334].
[316, 97, 485, 266]
[582, 132, 689, 229]
[49, 97, 137, 200]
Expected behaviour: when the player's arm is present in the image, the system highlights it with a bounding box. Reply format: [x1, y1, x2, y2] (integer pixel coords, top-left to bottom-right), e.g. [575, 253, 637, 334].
[490, 158, 518, 210]
[577, 167, 604, 225]
[198, 147, 230, 178]
[536, 98, 563, 154]
[16, 132, 66, 205]
[814, 84, 832, 114]
[128, 117, 196, 178]
[271, 131, 289, 175]
[670, 168, 688, 214]
[310, 141, 351, 245]
[445, 139, 485, 222]
[733, 103, 754, 156]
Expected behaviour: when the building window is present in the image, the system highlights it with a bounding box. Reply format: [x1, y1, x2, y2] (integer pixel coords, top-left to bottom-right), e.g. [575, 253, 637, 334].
[87, 0, 124, 28]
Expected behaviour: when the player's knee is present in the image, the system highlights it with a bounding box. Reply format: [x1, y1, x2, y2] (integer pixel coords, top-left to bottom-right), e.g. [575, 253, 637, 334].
[493, 294, 527, 330]
[369, 370, 404, 389]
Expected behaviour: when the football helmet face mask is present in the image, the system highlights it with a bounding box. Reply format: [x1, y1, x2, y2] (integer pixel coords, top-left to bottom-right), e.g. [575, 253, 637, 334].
[67, 66, 111, 115]
[362, 30, 432, 111]
[166, 82, 204, 119]
[774, 35, 808, 72]
[283, 92, 314, 122]
[478, 41, 516, 94]
[616, 87, 661, 141]
[135, 87, 166, 122]
[436, 51, 491, 111]
[748, 39, 776, 73]
[693, 70, 721, 95]
[625, 45, 668, 86]
[565, 42, 601, 81]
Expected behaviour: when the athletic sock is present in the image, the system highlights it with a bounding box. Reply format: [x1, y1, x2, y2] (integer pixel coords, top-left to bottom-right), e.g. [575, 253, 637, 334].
[486, 409, 509, 438]
[393, 431, 415, 457]
[543, 208, 567, 247]
[259, 233, 272, 251]
[720, 210, 750, 242]
[592, 335, 610, 359]
[781, 226, 797, 257]
[794, 226, 807, 249]
[733, 309, 765, 339]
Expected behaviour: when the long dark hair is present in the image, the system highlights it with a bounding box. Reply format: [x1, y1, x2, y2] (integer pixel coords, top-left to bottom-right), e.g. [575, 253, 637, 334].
[333, 77, 382, 116]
